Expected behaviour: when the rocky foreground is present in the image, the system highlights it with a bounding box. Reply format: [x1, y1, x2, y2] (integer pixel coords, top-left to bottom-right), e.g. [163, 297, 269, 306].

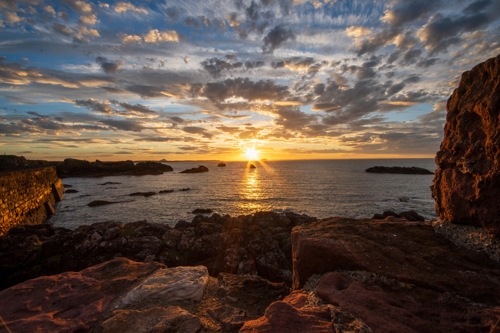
[0, 212, 499, 333]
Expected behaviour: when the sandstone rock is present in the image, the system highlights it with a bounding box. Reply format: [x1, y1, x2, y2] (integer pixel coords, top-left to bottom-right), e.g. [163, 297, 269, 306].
[122, 265, 209, 305]
[0, 257, 163, 333]
[207, 305, 247, 331]
[433, 54, 500, 236]
[102, 306, 201, 333]
[239, 293, 334, 333]
[292, 218, 500, 333]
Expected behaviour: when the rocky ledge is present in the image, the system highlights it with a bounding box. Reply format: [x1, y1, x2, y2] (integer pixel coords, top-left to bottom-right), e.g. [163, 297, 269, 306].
[1, 214, 499, 333]
[365, 166, 433, 174]
[52, 158, 173, 178]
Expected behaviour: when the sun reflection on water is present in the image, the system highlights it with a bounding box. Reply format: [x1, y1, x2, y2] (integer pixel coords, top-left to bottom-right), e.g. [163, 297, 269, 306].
[237, 163, 271, 213]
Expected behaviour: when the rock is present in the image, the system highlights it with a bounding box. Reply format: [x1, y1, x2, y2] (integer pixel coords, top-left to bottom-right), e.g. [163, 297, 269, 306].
[88, 200, 131, 207]
[239, 292, 334, 333]
[98, 182, 122, 185]
[398, 210, 425, 221]
[207, 305, 247, 331]
[160, 189, 174, 194]
[180, 188, 191, 191]
[249, 164, 256, 169]
[432, 54, 500, 236]
[397, 196, 409, 202]
[53, 159, 173, 178]
[291, 217, 500, 333]
[63, 184, 73, 188]
[0, 258, 163, 333]
[217, 162, 226, 167]
[64, 189, 78, 193]
[365, 166, 433, 174]
[122, 266, 209, 305]
[129, 191, 156, 197]
[102, 306, 201, 333]
[180, 165, 209, 173]
[192, 208, 213, 214]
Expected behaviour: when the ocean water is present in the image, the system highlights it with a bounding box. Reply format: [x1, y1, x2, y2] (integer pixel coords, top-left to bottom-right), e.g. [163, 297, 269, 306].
[50, 159, 438, 229]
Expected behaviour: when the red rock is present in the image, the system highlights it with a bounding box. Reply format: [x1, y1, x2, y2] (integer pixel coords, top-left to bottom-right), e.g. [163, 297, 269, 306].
[239, 292, 334, 333]
[0, 257, 164, 333]
[101, 306, 201, 333]
[432, 54, 500, 236]
[292, 218, 500, 333]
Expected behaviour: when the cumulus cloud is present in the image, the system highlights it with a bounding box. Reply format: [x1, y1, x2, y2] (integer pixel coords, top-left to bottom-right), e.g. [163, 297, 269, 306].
[121, 34, 142, 44]
[345, 26, 371, 37]
[95, 57, 121, 74]
[262, 25, 295, 53]
[144, 29, 179, 43]
[62, 0, 92, 14]
[115, 2, 148, 15]
[77, 26, 100, 37]
[52, 23, 73, 36]
[182, 126, 213, 139]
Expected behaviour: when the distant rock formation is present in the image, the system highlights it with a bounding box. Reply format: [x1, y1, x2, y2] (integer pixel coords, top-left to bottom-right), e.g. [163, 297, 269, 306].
[52, 159, 173, 178]
[432, 54, 500, 236]
[192, 208, 213, 214]
[365, 166, 433, 174]
[217, 162, 226, 167]
[0, 155, 49, 171]
[129, 191, 156, 197]
[249, 164, 256, 169]
[180, 165, 209, 173]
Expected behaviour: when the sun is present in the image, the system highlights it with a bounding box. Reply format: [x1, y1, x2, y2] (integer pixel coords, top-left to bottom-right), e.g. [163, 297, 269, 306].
[245, 147, 260, 161]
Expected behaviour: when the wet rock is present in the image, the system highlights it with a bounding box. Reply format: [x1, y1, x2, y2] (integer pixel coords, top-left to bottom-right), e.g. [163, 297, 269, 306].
[122, 265, 208, 305]
[398, 210, 425, 221]
[365, 166, 433, 174]
[180, 188, 191, 191]
[160, 189, 174, 193]
[64, 189, 78, 193]
[432, 54, 500, 236]
[218, 162, 227, 167]
[88, 200, 131, 207]
[102, 306, 201, 333]
[192, 208, 213, 214]
[129, 191, 156, 197]
[249, 164, 256, 169]
[99, 182, 122, 185]
[180, 165, 209, 173]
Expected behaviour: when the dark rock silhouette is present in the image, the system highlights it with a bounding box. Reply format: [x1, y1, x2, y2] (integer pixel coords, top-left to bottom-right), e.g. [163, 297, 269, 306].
[180, 165, 209, 173]
[64, 189, 78, 193]
[51, 159, 173, 178]
[433, 54, 500, 236]
[88, 200, 131, 207]
[159, 189, 174, 194]
[366, 166, 432, 174]
[249, 164, 256, 169]
[217, 162, 226, 167]
[129, 191, 156, 197]
[192, 208, 213, 214]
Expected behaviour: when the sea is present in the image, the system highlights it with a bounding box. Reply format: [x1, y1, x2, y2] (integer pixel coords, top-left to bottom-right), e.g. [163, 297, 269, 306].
[49, 159, 438, 230]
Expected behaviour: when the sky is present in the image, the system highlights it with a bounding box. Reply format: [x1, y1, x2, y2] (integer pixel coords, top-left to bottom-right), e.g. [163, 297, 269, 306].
[0, 0, 499, 161]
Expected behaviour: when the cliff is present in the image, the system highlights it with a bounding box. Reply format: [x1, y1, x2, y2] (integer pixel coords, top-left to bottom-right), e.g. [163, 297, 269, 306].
[0, 167, 63, 236]
[432, 54, 500, 236]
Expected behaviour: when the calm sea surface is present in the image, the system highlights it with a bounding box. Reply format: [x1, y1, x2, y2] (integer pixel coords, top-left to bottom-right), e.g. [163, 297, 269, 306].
[50, 159, 438, 229]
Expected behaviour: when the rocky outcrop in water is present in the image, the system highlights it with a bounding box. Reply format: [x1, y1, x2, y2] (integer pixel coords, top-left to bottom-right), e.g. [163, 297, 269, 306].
[432, 55, 500, 236]
[366, 166, 433, 174]
[180, 165, 209, 173]
[52, 158, 173, 178]
[0, 155, 50, 171]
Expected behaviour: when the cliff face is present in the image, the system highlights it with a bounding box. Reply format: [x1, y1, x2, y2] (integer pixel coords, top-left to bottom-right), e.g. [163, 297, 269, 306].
[432, 54, 500, 236]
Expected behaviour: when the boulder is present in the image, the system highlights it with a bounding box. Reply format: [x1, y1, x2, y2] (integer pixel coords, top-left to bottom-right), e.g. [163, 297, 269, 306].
[180, 165, 209, 173]
[192, 208, 213, 214]
[102, 306, 201, 333]
[122, 266, 209, 305]
[239, 292, 334, 333]
[432, 54, 500, 236]
[249, 164, 256, 169]
[0, 258, 163, 333]
[217, 162, 226, 167]
[291, 217, 500, 333]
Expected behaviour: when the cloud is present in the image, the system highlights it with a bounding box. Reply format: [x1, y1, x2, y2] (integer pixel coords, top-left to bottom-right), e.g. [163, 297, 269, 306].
[144, 29, 179, 43]
[381, 0, 442, 27]
[52, 23, 73, 36]
[76, 26, 100, 37]
[43, 5, 56, 16]
[115, 2, 148, 15]
[182, 126, 213, 139]
[121, 34, 142, 44]
[166, 7, 181, 22]
[100, 119, 145, 132]
[75, 99, 114, 114]
[95, 57, 121, 74]
[345, 26, 371, 37]
[262, 25, 295, 54]
[62, 0, 92, 15]
[79, 14, 97, 25]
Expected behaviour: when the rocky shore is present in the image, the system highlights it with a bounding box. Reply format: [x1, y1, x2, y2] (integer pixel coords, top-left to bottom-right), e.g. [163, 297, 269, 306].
[0, 212, 499, 333]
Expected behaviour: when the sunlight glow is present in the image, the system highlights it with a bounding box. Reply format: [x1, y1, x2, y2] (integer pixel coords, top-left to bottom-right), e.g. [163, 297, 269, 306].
[245, 147, 260, 161]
